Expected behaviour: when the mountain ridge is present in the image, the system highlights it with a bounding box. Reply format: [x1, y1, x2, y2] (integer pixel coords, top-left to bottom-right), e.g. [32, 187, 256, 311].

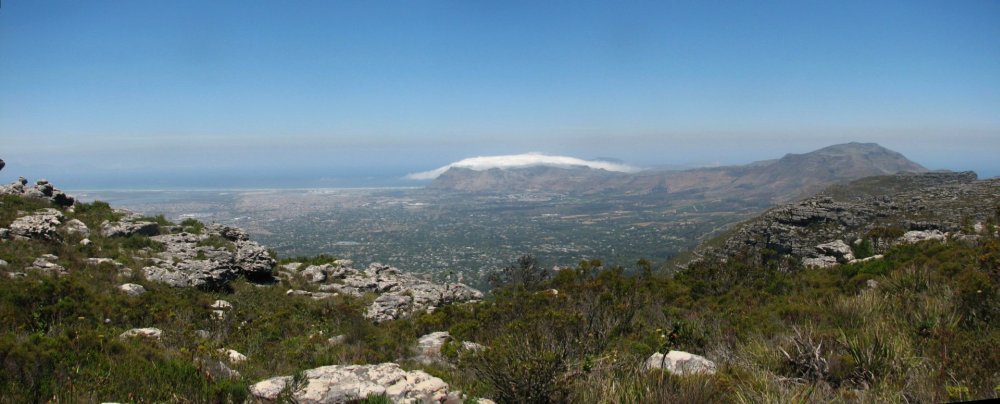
[429, 142, 928, 204]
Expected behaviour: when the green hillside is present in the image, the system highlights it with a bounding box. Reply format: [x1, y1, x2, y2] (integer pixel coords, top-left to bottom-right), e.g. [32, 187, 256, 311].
[2, 192, 997, 402]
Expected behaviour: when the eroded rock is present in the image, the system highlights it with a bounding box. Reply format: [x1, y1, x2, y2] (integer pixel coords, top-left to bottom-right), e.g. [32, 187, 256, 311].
[140, 228, 275, 290]
[319, 263, 483, 322]
[10, 208, 64, 241]
[118, 283, 146, 297]
[28, 254, 67, 276]
[120, 327, 163, 339]
[249, 363, 452, 403]
[643, 351, 716, 375]
[0, 177, 75, 206]
[218, 348, 247, 364]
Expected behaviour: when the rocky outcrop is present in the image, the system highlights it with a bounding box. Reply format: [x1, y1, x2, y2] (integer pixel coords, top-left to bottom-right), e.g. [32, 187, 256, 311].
[0, 177, 75, 207]
[279, 261, 482, 322]
[101, 219, 160, 238]
[695, 172, 999, 267]
[901, 230, 946, 244]
[143, 255, 237, 290]
[286, 289, 337, 300]
[413, 331, 484, 365]
[234, 240, 276, 279]
[9, 208, 64, 241]
[218, 348, 247, 364]
[28, 254, 67, 276]
[249, 363, 455, 403]
[643, 351, 717, 375]
[118, 283, 146, 297]
[803, 240, 855, 268]
[138, 228, 275, 290]
[307, 263, 483, 322]
[196, 358, 241, 380]
[120, 327, 163, 339]
[63, 218, 90, 236]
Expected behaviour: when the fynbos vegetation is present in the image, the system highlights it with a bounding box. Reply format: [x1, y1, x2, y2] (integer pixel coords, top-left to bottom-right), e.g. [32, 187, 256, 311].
[1, 172, 998, 402]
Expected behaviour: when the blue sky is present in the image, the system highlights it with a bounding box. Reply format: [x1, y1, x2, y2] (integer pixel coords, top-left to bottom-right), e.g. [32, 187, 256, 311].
[1, 0, 998, 188]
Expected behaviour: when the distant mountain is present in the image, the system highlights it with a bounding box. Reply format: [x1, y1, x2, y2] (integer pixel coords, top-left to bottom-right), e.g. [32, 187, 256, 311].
[428, 142, 928, 204]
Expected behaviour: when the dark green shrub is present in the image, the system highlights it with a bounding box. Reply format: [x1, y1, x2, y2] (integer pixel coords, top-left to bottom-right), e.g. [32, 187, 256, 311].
[851, 238, 874, 259]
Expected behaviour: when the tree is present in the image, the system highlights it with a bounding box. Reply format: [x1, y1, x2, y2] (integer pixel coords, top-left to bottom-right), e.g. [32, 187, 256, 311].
[487, 255, 550, 291]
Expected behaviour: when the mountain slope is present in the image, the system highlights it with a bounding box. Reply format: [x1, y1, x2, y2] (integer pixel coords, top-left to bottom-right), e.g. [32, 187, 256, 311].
[428, 142, 928, 204]
[676, 170, 998, 269]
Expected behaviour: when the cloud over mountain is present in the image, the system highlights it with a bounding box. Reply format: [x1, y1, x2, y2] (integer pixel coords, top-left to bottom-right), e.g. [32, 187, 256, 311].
[405, 153, 642, 180]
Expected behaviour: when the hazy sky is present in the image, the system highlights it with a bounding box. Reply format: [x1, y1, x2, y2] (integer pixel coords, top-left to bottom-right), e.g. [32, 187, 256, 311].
[1, 1, 998, 188]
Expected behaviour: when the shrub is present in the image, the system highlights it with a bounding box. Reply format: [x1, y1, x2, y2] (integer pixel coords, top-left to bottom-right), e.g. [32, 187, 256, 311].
[486, 255, 550, 291]
[180, 218, 205, 234]
[196, 235, 236, 252]
[121, 235, 165, 252]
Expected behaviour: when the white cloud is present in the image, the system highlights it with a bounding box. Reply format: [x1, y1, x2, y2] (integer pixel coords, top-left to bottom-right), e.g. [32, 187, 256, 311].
[405, 152, 642, 180]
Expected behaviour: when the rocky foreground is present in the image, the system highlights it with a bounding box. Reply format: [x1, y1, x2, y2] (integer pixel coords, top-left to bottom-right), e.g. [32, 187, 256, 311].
[0, 175, 494, 402]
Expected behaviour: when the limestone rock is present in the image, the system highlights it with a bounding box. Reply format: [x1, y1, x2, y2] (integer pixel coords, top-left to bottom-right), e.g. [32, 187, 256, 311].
[218, 348, 248, 364]
[28, 255, 67, 276]
[9, 208, 64, 241]
[412, 331, 483, 365]
[249, 376, 293, 401]
[210, 300, 233, 310]
[415, 331, 451, 364]
[234, 240, 276, 278]
[140, 226, 274, 290]
[901, 230, 946, 244]
[461, 341, 485, 352]
[249, 363, 451, 403]
[644, 351, 716, 375]
[87, 258, 122, 267]
[196, 358, 241, 380]
[120, 327, 163, 339]
[143, 259, 236, 290]
[300, 264, 331, 283]
[0, 177, 75, 206]
[118, 283, 146, 297]
[208, 224, 249, 241]
[320, 263, 483, 323]
[281, 262, 303, 271]
[63, 218, 90, 236]
[286, 289, 337, 300]
[101, 220, 159, 238]
[814, 240, 854, 263]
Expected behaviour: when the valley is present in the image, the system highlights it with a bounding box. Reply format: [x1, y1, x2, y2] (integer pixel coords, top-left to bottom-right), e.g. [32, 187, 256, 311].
[76, 188, 762, 289]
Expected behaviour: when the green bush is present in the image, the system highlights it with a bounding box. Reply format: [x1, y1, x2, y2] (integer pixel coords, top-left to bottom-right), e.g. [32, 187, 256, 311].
[121, 235, 165, 252]
[196, 235, 236, 252]
[180, 218, 205, 234]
